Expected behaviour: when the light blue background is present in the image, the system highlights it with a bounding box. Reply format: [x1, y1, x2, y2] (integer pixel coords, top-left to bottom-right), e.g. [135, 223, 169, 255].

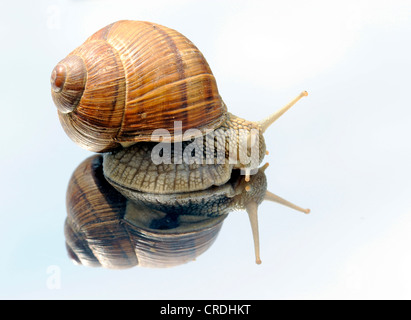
[1, 0, 410, 299]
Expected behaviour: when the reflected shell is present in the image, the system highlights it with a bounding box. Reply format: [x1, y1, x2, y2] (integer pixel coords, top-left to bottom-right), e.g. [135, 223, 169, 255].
[64, 155, 226, 269]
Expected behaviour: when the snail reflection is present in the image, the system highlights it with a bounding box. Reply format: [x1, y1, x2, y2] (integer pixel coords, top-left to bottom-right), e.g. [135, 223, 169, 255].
[64, 155, 309, 269]
[64, 155, 226, 269]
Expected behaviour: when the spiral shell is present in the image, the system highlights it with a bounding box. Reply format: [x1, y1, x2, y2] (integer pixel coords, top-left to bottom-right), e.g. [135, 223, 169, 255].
[51, 20, 226, 152]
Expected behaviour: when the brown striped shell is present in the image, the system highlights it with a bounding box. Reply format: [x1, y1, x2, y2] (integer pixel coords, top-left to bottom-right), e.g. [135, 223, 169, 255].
[51, 20, 226, 153]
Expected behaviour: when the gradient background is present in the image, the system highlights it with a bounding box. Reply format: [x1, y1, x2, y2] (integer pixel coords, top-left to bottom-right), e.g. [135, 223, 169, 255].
[1, 0, 410, 299]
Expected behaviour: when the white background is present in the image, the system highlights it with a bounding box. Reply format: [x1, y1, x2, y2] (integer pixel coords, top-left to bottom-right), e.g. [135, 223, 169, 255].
[0, 0, 410, 299]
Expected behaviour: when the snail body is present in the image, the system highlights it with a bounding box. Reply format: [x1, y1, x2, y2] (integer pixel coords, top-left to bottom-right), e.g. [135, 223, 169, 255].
[102, 112, 265, 195]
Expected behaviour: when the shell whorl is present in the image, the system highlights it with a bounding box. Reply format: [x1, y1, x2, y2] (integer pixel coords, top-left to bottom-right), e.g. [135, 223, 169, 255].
[51, 55, 87, 114]
[52, 20, 226, 152]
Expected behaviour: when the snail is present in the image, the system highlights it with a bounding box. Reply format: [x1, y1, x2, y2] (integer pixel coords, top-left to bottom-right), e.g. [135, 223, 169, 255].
[53, 20, 312, 266]
[64, 155, 309, 268]
[50, 20, 308, 180]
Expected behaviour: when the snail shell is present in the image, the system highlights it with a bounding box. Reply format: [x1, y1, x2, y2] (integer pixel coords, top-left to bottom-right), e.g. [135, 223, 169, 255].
[51, 20, 226, 152]
[64, 155, 226, 269]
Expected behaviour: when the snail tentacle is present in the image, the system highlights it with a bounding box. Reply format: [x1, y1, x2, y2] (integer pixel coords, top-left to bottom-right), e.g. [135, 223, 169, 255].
[245, 201, 262, 265]
[258, 91, 308, 133]
[264, 190, 310, 214]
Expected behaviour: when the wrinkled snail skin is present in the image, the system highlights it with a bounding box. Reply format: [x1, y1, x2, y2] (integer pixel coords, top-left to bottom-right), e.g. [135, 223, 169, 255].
[102, 113, 267, 195]
[64, 155, 226, 269]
